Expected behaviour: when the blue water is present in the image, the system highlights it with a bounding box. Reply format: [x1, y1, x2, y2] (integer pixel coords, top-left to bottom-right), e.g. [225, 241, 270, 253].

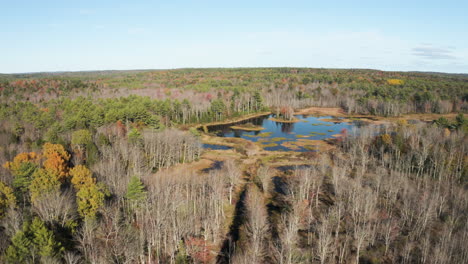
[206, 114, 355, 152]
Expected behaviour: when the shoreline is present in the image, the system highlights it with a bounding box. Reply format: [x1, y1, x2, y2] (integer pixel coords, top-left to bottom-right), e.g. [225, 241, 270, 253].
[193, 111, 271, 130]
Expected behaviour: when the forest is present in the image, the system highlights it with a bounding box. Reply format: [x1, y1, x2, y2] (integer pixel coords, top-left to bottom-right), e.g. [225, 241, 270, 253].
[0, 68, 467, 263]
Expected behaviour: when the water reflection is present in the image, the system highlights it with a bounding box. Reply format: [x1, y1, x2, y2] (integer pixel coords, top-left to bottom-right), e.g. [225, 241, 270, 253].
[280, 122, 294, 133]
[204, 114, 355, 152]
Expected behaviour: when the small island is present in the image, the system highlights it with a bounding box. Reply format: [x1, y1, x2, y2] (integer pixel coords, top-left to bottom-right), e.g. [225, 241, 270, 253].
[269, 116, 301, 123]
[230, 122, 265, 131]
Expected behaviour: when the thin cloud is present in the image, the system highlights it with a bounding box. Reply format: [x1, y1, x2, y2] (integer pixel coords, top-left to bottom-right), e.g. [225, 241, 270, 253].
[412, 46, 457, 60]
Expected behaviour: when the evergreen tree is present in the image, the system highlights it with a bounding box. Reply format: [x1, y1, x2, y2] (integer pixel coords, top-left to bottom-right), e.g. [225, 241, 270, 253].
[210, 99, 226, 121]
[5, 229, 31, 263]
[12, 162, 37, 194]
[128, 128, 143, 145]
[5, 217, 63, 263]
[125, 176, 147, 203]
[3, 152, 39, 199]
[253, 90, 263, 111]
[71, 129, 92, 146]
[30, 217, 63, 257]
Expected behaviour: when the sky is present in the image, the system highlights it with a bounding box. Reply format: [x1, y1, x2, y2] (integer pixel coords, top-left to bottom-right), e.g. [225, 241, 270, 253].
[1, 0, 467, 73]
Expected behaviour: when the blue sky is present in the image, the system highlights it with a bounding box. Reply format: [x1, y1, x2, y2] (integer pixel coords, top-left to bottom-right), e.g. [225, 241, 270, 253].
[1, 0, 467, 73]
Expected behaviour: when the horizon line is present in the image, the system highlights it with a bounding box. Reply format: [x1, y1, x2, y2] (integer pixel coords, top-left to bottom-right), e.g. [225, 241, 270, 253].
[1, 66, 467, 76]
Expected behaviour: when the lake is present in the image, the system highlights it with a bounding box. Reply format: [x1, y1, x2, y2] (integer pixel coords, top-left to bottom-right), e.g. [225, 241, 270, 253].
[205, 114, 357, 152]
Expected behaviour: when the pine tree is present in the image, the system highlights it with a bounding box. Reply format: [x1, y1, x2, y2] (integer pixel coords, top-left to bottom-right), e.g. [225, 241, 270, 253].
[30, 217, 64, 258]
[5, 217, 63, 263]
[253, 91, 263, 111]
[71, 129, 92, 146]
[128, 128, 143, 145]
[3, 152, 39, 196]
[125, 176, 147, 203]
[5, 229, 31, 263]
[12, 162, 38, 193]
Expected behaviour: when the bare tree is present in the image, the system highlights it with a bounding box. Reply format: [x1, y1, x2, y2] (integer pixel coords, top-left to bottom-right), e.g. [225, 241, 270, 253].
[32, 189, 77, 227]
[244, 185, 268, 263]
[224, 159, 242, 204]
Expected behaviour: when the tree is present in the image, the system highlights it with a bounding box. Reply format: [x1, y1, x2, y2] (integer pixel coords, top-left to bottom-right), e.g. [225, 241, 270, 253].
[5, 229, 31, 263]
[125, 176, 147, 203]
[42, 143, 71, 182]
[210, 99, 226, 121]
[30, 217, 64, 257]
[223, 160, 241, 204]
[3, 152, 39, 195]
[253, 91, 263, 111]
[42, 142, 70, 162]
[5, 217, 64, 263]
[0, 181, 16, 218]
[71, 129, 92, 146]
[455, 113, 467, 131]
[43, 151, 69, 182]
[128, 128, 143, 145]
[3, 152, 39, 174]
[71, 129, 93, 164]
[77, 183, 106, 220]
[69, 165, 95, 189]
[244, 185, 268, 262]
[29, 168, 62, 204]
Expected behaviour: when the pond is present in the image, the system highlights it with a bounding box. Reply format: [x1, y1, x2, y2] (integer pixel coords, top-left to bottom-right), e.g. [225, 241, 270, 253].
[205, 114, 358, 152]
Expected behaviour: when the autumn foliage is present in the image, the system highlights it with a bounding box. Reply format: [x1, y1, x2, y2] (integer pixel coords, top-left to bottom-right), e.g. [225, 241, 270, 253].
[386, 78, 404, 85]
[0, 181, 16, 218]
[42, 142, 71, 182]
[69, 164, 105, 219]
[69, 165, 95, 189]
[3, 152, 40, 174]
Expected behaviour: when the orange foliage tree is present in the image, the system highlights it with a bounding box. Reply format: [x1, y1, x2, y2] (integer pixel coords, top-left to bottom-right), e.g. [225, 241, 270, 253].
[3, 152, 40, 193]
[42, 143, 70, 182]
[3, 152, 40, 174]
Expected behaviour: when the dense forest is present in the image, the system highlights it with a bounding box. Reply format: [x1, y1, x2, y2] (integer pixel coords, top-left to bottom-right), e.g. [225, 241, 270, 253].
[0, 68, 467, 263]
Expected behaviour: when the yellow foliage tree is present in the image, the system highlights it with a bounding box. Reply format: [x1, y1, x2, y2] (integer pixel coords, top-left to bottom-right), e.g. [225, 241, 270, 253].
[387, 79, 404, 85]
[69, 165, 95, 189]
[76, 183, 106, 219]
[42, 143, 70, 162]
[397, 119, 408, 127]
[0, 181, 16, 218]
[29, 168, 61, 204]
[381, 134, 393, 145]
